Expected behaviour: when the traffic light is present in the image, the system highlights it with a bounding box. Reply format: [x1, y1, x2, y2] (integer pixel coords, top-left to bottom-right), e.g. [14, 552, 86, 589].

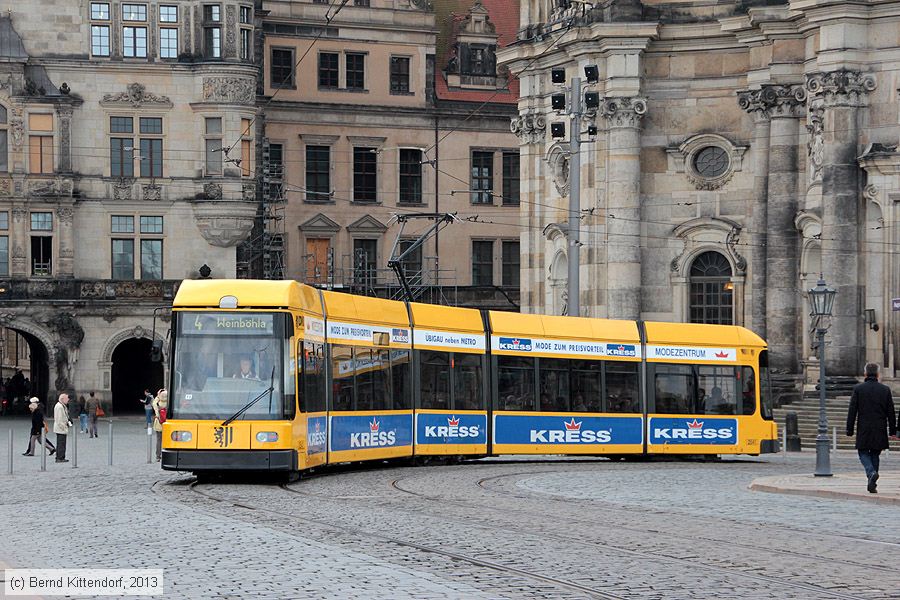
[150, 339, 163, 363]
[587, 125, 598, 137]
[584, 92, 600, 109]
[551, 122, 566, 138]
[551, 94, 566, 111]
[551, 68, 566, 84]
[584, 65, 599, 83]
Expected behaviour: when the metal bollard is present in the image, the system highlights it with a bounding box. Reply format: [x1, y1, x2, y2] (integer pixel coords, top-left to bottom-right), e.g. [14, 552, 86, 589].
[7, 429, 12, 475]
[40, 429, 46, 472]
[147, 426, 152, 464]
[108, 420, 113, 466]
[785, 412, 802, 452]
[72, 421, 77, 469]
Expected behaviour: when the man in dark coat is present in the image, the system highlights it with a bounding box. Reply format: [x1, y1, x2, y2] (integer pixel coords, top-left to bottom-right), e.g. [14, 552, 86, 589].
[846, 363, 897, 493]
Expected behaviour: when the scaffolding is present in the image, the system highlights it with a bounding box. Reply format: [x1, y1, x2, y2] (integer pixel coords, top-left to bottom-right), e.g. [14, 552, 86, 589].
[236, 137, 284, 279]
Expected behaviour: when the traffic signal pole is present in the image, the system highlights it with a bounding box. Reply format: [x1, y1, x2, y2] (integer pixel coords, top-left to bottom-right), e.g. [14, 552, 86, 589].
[567, 76, 582, 317]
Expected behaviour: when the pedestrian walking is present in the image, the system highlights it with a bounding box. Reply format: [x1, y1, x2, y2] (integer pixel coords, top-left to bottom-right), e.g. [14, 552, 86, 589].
[86, 391, 100, 438]
[53, 393, 72, 463]
[77, 395, 88, 433]
[23, 397, 55, 456]
[846, 363, 897, 493]
[152, 389, 167, 461]
[141, 389, 154, 429]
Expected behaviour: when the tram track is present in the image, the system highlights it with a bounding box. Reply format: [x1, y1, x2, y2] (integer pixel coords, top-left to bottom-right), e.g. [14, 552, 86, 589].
[382, 474, 877, 600]
[174, 479, 627, 600]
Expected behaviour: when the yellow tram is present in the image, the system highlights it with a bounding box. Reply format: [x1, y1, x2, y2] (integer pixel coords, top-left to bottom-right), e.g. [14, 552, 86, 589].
[161, 280, 777, 473]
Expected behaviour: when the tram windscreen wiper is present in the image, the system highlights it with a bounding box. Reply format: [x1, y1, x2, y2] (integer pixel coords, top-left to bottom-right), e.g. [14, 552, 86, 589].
[220, 366, 276, 427]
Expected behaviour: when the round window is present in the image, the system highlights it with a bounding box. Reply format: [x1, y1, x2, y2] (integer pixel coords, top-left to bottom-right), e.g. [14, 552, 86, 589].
[693, 146, 729, 178]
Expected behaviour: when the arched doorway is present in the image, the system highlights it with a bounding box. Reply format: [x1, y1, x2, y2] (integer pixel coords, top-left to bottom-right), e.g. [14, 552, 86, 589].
[111, 338, 163, 415]
[689, 251, 733, 325]
[0, 326, 51, 414]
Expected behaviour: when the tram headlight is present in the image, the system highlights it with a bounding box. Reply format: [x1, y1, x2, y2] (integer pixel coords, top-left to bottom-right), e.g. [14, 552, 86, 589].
[170, 431, 192, 442]
[256, 432, 279, 443]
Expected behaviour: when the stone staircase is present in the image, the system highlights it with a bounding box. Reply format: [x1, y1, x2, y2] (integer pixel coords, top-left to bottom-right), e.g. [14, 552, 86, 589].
[773, 395, 900, 451]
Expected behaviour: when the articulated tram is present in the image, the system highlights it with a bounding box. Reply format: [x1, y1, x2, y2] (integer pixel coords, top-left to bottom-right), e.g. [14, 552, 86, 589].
[161, 280, 778, 474]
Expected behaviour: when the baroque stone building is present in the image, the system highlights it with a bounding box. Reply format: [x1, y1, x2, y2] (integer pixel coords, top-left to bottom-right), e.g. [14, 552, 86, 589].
[255, 0, 523, 307]
[0, 2, 257, 412]
[499, 0, 900, 383]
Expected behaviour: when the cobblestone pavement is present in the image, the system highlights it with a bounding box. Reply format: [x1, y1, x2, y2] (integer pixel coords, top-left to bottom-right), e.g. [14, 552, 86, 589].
[1, 416, 899, 599]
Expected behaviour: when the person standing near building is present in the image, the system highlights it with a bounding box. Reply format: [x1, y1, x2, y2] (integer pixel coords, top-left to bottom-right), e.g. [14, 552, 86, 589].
[86, 391, 100, 438]
[23, 398, 55, 456]
[152, 389, 168, 461]
[77, 395, 88, 433]
[846, 363, 897, 494]
[52, 393, 72, 463]
[141, 389, 154, 429]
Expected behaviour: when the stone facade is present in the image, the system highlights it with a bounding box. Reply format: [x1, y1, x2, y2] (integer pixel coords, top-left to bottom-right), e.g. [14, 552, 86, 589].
[0, 2, 257, 409]
[256, 0, 522, 307]
[499, 0, 900, 380]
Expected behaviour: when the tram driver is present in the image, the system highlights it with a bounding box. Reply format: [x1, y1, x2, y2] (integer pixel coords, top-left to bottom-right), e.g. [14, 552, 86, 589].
[233, 356, 259, 380]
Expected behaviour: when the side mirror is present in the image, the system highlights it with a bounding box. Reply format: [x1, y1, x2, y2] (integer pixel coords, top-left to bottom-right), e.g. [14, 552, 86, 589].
[150, 339, 164, 363]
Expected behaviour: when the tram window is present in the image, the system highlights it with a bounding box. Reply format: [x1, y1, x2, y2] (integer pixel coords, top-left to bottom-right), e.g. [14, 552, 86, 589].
[497, 356, 535, 411]
[283, 318, 296, 419]
[391, 350, 412, 410]
[420, 351, 450, 409]
[605, 362, 640, 413]
[302, 342, 326, 412]
[356, 348, 391, 411]
[331, 344, 354, 411]
[697, 366, 737, 415]
[759, 351, 773, 420]
[453, 353, 483, 411]
[740, 366, 756, 416]
[539, 358, 569, 411]
[654, 364, 694, 414]
[570, 360, 601, 412]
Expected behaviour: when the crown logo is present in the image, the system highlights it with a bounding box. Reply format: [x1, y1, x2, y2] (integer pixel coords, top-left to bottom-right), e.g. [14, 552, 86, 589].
[369, 418, 380, 432]
[715, 351, 729, 359]
[314, 422, 321, 433]
[512, 338, 520, 345]
[447, 416, 460, 427]
[687, 419, 704, 429]
[564, 418, 582, 431]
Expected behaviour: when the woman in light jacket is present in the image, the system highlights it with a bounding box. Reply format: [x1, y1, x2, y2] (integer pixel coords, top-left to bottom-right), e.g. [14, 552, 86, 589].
[152, 389, 168, 461]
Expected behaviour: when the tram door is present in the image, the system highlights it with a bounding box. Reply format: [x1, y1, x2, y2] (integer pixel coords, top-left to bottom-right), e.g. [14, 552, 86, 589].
[300, 340, 328, 468]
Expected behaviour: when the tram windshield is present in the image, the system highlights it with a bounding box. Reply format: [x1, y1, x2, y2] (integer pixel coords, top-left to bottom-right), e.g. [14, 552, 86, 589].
[170, 312, 291, 421]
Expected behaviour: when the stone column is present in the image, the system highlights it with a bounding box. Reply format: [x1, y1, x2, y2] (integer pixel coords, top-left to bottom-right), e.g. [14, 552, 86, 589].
[806, 70, 876, 375]
[737, 90, 771, 337]
[510, 108, 546, 313]
[57, 206, 75, 277]
[764, 85, 806, 373]
[601, 97, 647, 321]
[10, 206, 27, 276]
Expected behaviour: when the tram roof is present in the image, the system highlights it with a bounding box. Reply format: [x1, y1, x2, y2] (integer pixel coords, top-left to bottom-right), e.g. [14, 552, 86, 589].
[320, 289, 410, 328]
[409, 302, 483, 333]
[488, 311, 640, 343]
[173, 280, 323, 314]
[644, 321, 766, 348]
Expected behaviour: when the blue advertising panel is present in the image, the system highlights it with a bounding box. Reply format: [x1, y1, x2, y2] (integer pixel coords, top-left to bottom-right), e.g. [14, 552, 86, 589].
[648, 417, 738, 445]
[306, 416, 327, 455]
[415, 413, 487, 445]
[329, 414, 413, 452]
[493, 414, 643, 445]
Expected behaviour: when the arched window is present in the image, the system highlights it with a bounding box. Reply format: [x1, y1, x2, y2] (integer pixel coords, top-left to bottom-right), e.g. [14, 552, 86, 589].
[0, 104, 8, 173]
[689, 251, 733, 324]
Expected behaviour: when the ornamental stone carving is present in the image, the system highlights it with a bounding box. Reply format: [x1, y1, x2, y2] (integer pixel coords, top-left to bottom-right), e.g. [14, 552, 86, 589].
[101, 83, 173, 108]
[57, 207, 74, 224]
[27, 178, 73, 198]
[58, 105, 74, 172]
[143, 184, 161, 201]
[10, 107, 24, 149]
[225, 6, 237, 57]
[806, 105, 825, 182]
[202, 77, 255, 104]
[737, 84, 806, 118]
[45, 312, 85, 348]
[12, 207, 26, 223]
[666, 134, 747, 191]
[510, 110, 546, 144]
[113, 179, 133, 201]
[599, 97, 648, 128]
[545, 143, 570, 196]
[242, 182, 255, 201]
[193, 201, 256, 248]
[805, 70, 876, 107]
[203, 183, 223, 199]
[0, 178, 10, 196]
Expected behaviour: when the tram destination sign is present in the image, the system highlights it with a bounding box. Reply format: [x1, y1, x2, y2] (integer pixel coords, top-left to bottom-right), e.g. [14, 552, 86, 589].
[181, 312, 275, 336]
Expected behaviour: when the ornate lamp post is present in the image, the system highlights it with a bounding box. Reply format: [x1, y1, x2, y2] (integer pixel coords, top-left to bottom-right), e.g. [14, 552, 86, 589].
[808, 277, 837, 477]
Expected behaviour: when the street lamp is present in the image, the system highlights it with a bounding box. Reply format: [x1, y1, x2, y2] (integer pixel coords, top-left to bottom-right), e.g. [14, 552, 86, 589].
[807, 276, 837, 477]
